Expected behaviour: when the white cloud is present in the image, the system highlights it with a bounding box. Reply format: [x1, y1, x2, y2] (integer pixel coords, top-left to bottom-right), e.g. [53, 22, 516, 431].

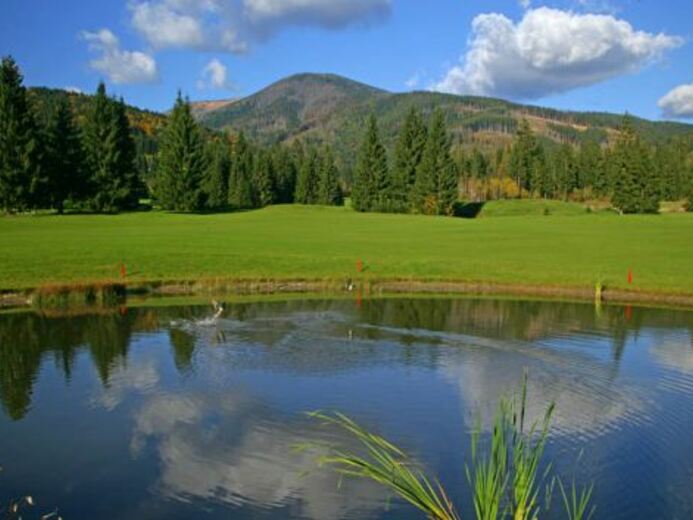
[658, 82, 693, 119]
[127, 0, 390, 53]
[434, 7, 682, 100]
[82, 29, 159, 85]
[196, 58, 235, 90]
[519, 0, 531, 9]
[130, 2, 205, 49]
[405, 72, 421, 90]
[64, 86, 83, 94]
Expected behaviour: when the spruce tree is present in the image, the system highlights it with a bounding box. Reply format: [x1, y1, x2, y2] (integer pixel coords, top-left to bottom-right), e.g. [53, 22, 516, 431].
[83, 83, 138, 212]
[228, 132, 255, 209]
[317, 146, 343, 206]
[255, 149, 276, 207]
[44, 97, 87, 213]
[0, 56, 42, 212]
[414, 109, 458, 215]
[272, 146, 297, 203]
[611, 118, 660, 214]
[509, 119, 543, 196]
[392, 107, 426, 212]
[578, 140, 604, 194]
[112, 97, 140, 209]
[155, 92, 208, 212]
[352, 114, 389, 212]
[204, 138, 230, 210]
[295, 146, 319, 204]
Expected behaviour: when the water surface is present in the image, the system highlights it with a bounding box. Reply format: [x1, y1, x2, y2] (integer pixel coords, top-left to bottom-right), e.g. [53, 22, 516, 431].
[1, 297, 692, 519]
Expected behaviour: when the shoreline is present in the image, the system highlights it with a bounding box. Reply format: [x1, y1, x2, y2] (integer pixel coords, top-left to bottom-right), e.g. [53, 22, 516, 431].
[3, 277, 693, 311]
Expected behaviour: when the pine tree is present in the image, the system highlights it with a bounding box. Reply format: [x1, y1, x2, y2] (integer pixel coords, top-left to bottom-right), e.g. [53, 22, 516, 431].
[352, 114, 389, 212]
[43, 97, 87, 213]
[0, 56, 42, 212]
[295, 146, 319, 204]
[255, 149, 275, 207]
[155, 92, 208, 212]
[317, 146, 343, 206]
[83, 83, 138, 213]
[392, 107, 426, 212]
[611, 118, 660, 214]
[228, 132, 255, 209]
[204, 138, 230, 210]
[414, 109, 458, 215]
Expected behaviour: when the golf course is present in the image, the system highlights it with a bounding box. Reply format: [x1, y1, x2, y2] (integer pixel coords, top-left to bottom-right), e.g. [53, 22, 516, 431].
[1, 201, 692, 300]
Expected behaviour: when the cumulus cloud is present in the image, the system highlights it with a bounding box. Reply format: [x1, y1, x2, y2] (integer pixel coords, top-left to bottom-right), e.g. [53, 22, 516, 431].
[196, 58, 235, 90]
[658, 82, 693, 119]
[128, 0, 390, 53]
[434, 7, 682, 100]
[82, 29, 159, 84]
[64, 86, 83, 94]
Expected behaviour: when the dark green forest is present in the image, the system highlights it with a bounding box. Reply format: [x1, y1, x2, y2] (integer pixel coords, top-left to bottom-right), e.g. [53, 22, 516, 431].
[2, 56, 692, 215]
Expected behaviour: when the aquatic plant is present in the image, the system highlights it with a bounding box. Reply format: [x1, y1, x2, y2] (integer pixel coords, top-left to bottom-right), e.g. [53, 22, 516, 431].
[310, 374, 593, 520]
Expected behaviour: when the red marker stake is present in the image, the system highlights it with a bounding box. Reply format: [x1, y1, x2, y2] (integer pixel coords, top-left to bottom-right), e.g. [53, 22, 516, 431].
[627, 268, 633, 285]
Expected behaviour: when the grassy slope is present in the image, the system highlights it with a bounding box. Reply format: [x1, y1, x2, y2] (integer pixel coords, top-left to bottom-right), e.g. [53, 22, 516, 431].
[1, 204, 692, 294]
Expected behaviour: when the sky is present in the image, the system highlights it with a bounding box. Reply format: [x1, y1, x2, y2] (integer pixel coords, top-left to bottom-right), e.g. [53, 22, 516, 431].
[3, 0, 693, 120]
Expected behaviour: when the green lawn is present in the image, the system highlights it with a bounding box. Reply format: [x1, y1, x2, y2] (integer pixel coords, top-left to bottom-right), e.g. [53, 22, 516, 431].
[1, 203, 692, 294]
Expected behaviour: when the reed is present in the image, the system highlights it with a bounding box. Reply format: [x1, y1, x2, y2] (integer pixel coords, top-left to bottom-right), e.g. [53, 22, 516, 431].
[311, 375, 591, 520]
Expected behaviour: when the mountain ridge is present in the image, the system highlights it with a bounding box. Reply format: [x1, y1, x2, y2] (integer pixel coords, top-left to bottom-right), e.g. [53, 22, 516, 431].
[192, 72, 693, 168]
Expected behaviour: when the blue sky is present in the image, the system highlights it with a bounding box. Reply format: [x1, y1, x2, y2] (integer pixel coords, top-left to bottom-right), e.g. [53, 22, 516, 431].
[3, 0, 693, 119]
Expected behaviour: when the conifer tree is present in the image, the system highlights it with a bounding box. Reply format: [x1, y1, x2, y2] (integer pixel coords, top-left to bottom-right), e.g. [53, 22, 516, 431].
[272, 146, 297, 203]
[255, 149, 276, 207]
[611, 118, 659, 214]
[352, 114, 389, 212]
[578, 140, 604, 194]
[414, 109, 458, 215]
[204, 138, 230, 210]
[155, 92, 208, 212]
[295, 146, 319, 204]
[113, 97, 140, 209]
[228, 132, 255, 209]
[509, 119, 543, 196]
[553, 143, 577, 200]
[392, 107, 426, 212]
[83, 83, 138, 212]
[44, 97, 87, 213]
[317, 146, 343, 206]
[0, 56, 42, 212]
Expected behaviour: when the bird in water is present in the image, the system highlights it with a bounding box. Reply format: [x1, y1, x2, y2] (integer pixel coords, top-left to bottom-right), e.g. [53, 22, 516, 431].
[211, 300, 225, 320]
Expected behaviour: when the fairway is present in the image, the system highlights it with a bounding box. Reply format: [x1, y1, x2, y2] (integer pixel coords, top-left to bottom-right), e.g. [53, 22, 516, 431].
[1, 204, 692, 295]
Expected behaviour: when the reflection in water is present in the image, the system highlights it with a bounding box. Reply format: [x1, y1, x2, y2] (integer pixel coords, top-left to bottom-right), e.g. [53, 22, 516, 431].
[0, 298, 693, 519]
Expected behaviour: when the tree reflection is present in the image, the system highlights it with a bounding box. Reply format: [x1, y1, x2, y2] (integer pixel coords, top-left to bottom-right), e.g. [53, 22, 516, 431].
[0, 298, 692, 422]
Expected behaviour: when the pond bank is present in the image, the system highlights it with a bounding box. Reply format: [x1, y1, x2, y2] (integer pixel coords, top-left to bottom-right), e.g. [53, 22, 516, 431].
[3, 277, 693, 311]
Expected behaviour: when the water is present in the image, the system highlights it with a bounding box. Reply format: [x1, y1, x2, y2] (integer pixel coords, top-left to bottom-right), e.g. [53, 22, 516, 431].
[1, 297, 692, 519]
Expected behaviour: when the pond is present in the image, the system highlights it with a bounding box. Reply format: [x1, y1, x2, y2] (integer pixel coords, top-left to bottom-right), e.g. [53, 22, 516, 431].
[0, 297, 692, 519]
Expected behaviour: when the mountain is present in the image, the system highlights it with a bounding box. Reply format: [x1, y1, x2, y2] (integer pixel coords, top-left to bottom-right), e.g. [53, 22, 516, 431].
[195, 73, 693, 169]
[27, 87, 166, 137]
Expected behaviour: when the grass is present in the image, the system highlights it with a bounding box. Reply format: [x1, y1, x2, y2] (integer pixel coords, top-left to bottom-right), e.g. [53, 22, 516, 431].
[476, 200, 593, 218]
[309, 375, 594, 520]
[1, 203, 693, 295]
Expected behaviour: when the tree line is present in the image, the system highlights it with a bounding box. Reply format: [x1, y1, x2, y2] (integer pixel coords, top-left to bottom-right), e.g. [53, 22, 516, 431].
[352, 108, 458, 215]
[2, 54, 692, 216]
[0, 56, 342, 214]
[456, 118, 693, 214]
